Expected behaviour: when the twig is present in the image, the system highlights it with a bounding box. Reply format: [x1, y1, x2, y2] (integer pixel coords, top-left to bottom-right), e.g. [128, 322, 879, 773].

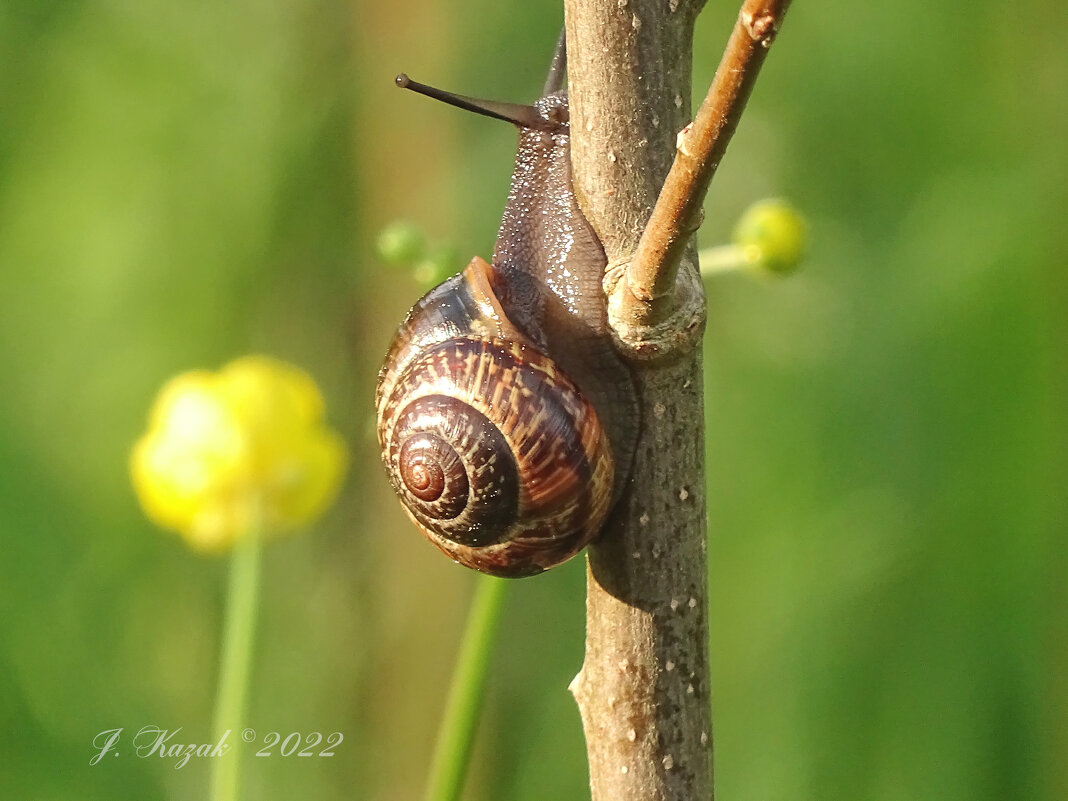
[615, 0, 793, 325]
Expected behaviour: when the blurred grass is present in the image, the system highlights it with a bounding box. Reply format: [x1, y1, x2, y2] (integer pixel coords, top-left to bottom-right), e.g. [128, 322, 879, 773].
[0, 1, 1065, 800]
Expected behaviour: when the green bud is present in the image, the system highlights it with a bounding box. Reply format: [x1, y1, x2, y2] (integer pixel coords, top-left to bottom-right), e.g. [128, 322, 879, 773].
[732, 199, 806, 275]
[376, 220, 426, 266]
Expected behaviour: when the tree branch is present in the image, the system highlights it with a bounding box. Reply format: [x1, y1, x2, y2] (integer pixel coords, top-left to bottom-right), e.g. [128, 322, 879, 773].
[565, 3, 710, 801]
[616, 0, 793, 327]
[564, 1, 793, 800]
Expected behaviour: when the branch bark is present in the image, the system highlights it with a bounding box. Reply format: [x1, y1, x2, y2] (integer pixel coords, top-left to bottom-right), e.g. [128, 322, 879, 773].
[565, 1, 792, 800]
[565, 3, 710, 800]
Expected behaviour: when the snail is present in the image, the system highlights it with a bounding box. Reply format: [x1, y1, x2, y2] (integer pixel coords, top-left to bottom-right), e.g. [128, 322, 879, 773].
[376, 36, 638, 578]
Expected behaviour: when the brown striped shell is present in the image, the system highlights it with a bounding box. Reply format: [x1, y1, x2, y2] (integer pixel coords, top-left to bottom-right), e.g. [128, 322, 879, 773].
[376, 257, 615, 578]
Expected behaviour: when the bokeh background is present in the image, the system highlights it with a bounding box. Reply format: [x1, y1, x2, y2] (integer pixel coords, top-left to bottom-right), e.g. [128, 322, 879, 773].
[1, 0, 1065, 799]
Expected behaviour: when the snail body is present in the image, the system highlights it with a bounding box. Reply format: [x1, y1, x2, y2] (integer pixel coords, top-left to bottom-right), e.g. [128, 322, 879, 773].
[376, 43, 637, 577]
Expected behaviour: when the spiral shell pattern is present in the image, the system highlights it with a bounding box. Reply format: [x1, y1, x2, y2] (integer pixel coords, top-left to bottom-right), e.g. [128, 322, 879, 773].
[377, 332, 614, 578]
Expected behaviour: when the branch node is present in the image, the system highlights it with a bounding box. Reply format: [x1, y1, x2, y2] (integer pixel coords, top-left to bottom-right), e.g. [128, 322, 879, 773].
[742, 9, 779, 46]
[607, 258, 706, 361]
[675, 124, 695, 156]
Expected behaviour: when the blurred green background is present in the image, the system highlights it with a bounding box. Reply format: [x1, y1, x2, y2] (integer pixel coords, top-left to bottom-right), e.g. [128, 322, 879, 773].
[1, 0, 1065, 799]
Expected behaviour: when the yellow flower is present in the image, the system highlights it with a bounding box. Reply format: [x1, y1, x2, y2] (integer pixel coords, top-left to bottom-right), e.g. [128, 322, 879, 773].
[130, 356, 347, 552]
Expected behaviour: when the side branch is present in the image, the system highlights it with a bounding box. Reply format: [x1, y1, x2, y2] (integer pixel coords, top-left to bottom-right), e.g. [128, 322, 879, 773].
[616, 0, 793, 326]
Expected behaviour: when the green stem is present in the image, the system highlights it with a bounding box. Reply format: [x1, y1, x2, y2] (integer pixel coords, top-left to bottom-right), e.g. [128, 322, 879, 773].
[698, 243, 760, 276]
[424, 576, 509, 801]
[210, 514, 263, 801]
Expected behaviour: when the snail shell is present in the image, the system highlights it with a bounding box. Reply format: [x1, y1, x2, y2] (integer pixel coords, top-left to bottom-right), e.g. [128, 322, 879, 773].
[376, 258, 616, 577]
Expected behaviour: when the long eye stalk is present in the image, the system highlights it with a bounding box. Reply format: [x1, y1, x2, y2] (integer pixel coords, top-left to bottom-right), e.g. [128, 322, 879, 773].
[394, 73, 551, 131]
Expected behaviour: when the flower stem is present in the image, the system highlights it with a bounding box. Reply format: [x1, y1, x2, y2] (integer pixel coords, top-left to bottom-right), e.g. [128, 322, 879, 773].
[210, 516, 263, 801]
[424, 576, 508, 801]
[698, 243, 760, 276]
